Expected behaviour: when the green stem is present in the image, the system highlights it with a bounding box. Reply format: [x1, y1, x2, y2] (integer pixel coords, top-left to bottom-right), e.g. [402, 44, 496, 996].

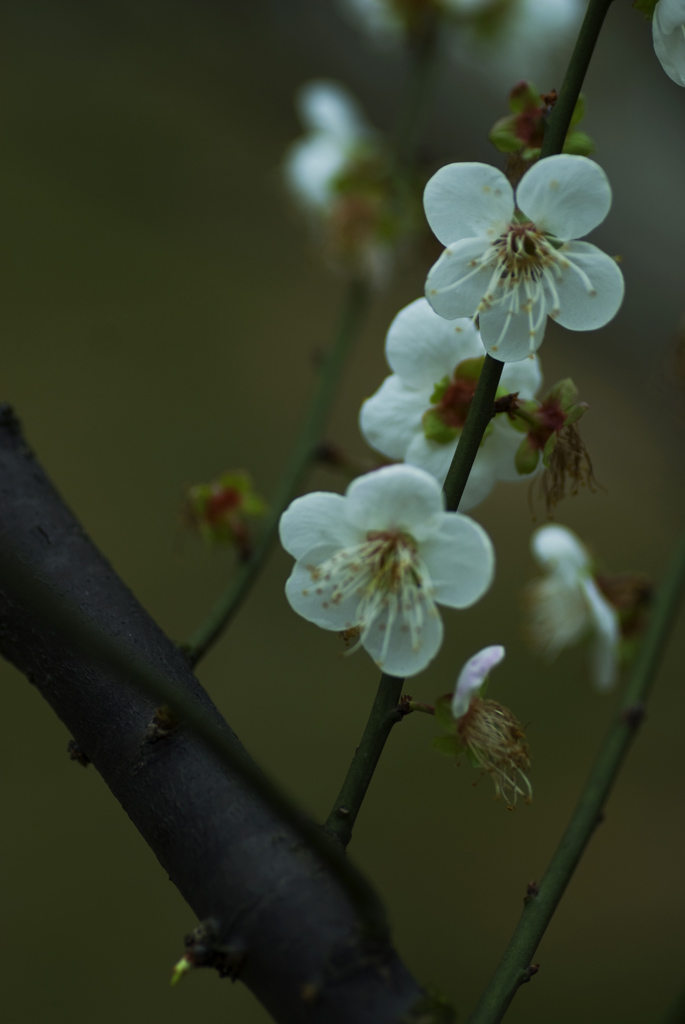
[184, 279, 370, 667]
[0, 541, 389, 942]
[443, 354, 504, 512]
[325, 673, 405, 847]
[468, 530, 685, 1024]
[539, 0, 616, 160]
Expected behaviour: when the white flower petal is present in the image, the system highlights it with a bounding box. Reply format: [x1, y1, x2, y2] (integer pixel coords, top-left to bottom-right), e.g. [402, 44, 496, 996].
[424, 163, 513, 246]
[480, 420, 527, 484]
[284, 135, 347, 210]
[531, 524, 589, 574]
[386, 298, 484, 388]
[285, 546, 363, 630]
[457, 458, 500, 511]
[550, 241, 625, 331]
[345, 464, 445, 539]
[655, 0, 685, 32]
[653, 14, 685, 86]
[452, 645, 506, 719]
[581, 577, 620, 691]
[362, 592, 444, 677]
[359, 375, 428, 460]
[425, 237, 495, 320]
[405, 433, 456, 485]
[297, 80, 370, 141]
[479, 299, 547, 362]
[500, 352, 543, 398]
[280, 493, 358, 558]
[527, 572, 589, 656]
[421, 514, 495, 607]
[516, 155, 613, 240]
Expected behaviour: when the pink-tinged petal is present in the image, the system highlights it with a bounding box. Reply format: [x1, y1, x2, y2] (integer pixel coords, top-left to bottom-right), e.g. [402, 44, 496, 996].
[362, 593, 444, 677]
[479, 299, 547, 363]
[386, 298, 484, 388]
[285, 546, 363, 630]
[500, 352, 543, 398]
[280, 492, 358, 559]
[452, 645, 506, 719]
[345, 465, 444, 540]
[581, 578, 620, 691]
[424, 163, 513, 246]
[421, 514, 495, 607]
[425, 237, 494, 320]
[359, 375, 427, 460]
[516, 155, 612, 240]
[549, 241, 624, 331]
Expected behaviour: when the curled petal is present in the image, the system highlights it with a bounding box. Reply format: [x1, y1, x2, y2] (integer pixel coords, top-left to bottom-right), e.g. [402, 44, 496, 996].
[421, 514, 495, 607]
[345, 464, 445, 539]
[452, 645, 506, 719]
[424, 163, 513, 246]
[386, 298, 483, 388]
[360, 375, 428, 460]
[516, 155, 613, 240]
[280, 493, 358, 559]
[550, 241, 624, 331]
[425, 237, 495, 320]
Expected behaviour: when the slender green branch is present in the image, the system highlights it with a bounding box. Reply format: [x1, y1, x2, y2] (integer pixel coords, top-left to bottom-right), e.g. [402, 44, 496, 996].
[468, 530, 685, 1024]
[443, 354, 504, 512]
[184, 278, 370, 667]
[0, 540, 390, 942]
[540, 0, 616, 160]
[325, 673, 405, 847]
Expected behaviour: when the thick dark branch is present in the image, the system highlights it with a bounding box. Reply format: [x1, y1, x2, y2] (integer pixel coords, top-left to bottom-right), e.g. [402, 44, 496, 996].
[0, 406, 424, 1024]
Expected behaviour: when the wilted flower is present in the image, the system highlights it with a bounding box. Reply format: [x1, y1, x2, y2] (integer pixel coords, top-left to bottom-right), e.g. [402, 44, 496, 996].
[359, 297, 542, 508]
[433, 645, 532, 808]
[652, 0, 685, 86]
[526, 524, 620, 690]
[279, 465, 495, 677]
[424, 155, 625, 361]
[186, 471, 266, 557]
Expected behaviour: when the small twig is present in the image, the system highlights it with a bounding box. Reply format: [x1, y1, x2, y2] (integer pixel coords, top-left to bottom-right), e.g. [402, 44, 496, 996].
[467, 529, 685, 1023]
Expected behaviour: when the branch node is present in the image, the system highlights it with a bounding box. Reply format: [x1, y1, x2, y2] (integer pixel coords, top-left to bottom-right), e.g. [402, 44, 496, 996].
[620, 701, 646, 728]
[183, 919, 246, 980]
[67, 739, 90, 767]
[521, 962, 540, 984]
[523, 880, 539, 904]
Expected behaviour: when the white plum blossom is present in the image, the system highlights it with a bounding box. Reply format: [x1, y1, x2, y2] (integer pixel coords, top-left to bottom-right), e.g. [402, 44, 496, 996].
[653, 0, 685, 86]
[279, 465, 495, 677]
[424, 155, 625, 362]
[359, 298, 542, 509]
[527, 524, 620, 691]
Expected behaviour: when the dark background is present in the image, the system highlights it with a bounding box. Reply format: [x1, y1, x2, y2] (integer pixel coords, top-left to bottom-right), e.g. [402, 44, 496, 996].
[2, 2, 684, 1022]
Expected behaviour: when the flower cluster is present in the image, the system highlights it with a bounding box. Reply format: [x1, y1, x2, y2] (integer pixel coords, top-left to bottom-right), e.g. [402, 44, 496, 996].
[360, 297, 542, 507]
[280, 465, 494, 676]
[424, 154, 625, 361]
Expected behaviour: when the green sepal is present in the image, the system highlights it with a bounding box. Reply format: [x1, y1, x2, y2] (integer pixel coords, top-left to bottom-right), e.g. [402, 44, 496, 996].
[515, 437, 541, 475]
[455, 356, 485, 382]
[563, 130, 594, 156]
[429, 375, 451, 404]
[489, 115, 522, 153]
[509, 80, 541, 114]
[432, 735, 462, 758]
[632, 0, 657, 18]
[546, 378, 579, 410]
[542, 432, 558, 467]
[564, 401, 589, 428]
[422, 408, 459, 445]
[434, 694, 455, 731]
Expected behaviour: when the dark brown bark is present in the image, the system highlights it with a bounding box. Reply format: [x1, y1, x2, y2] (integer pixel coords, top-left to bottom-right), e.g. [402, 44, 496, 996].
[0, 405, 425, 1024]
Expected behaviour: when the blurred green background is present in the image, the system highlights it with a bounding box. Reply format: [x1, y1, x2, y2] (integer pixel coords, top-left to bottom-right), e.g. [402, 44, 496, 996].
[2, 2, 684, 1022]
